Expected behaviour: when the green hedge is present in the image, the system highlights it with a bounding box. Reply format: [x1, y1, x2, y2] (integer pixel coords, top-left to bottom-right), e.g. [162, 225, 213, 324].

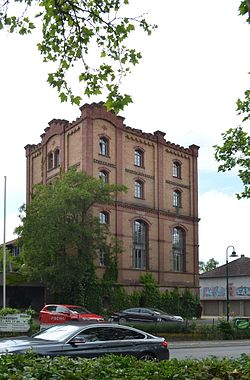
[0, 353, 249, 379]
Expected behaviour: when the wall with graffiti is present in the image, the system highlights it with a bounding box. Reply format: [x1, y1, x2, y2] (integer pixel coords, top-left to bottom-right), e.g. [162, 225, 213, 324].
[200, 276, 250, 299]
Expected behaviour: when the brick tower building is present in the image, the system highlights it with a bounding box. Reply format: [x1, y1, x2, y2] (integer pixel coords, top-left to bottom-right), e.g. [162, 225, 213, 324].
[25, 103, 200, 294]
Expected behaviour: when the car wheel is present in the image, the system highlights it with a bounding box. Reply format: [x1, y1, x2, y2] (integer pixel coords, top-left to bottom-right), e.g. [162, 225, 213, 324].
[138, 352, 156, 361]
[119, 317, 127, 324]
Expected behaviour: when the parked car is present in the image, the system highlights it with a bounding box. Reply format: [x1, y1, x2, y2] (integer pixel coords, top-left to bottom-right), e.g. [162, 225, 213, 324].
[39, 304, 104, 327]
[110, 307, 184, 324]
[0, 323, 169, 360]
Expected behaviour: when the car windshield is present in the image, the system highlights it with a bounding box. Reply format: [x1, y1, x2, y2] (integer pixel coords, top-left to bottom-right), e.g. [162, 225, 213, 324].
[67, 306, 90, 314]
[33, 325, 80, 341]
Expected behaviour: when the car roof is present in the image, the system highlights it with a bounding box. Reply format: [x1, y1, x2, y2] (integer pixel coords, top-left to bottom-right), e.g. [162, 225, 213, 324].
[44, 304, 82, 308]
[49, 321, 153, 332]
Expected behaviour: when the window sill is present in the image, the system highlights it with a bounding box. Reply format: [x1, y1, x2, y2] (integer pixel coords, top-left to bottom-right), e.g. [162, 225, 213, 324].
[47, 165, 60, 172]
[134, 164, 145, 169]
[99, 153, 110, 158]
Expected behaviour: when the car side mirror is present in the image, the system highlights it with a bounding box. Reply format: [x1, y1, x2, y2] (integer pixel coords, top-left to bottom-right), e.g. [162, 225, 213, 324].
[70, 337, 86, 345]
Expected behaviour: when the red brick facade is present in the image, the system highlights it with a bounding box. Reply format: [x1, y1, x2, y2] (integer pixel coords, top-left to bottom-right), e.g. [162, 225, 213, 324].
[25, 102, 200, 294]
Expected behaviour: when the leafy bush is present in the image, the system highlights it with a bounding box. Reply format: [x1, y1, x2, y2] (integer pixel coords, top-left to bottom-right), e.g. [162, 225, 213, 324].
[0, 353, 250, 379]
[217, 320, 235, 340]
[0, 307, 20, 316]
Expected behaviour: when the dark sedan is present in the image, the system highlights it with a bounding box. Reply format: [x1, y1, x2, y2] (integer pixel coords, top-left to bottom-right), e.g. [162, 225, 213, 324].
[0, 323, 169, 361]
[110, 308, 184, 324]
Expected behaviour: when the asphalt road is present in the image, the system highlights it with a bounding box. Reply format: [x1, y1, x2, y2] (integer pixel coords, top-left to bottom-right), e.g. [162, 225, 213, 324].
[169, 340, 250, 360]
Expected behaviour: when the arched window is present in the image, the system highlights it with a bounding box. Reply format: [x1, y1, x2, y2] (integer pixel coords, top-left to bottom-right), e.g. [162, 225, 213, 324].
[54, 148, 60, 168]
[47, 152, 53, 170]
[172, 227, 185, 272]
[173, 190, 181, 207]
[134, 180, 143, 199]
[99, 170, 109, 183]
[134, 149, 143, 167]
[173, 161, 181, 178]
[133, 220, 148, 269]
[99, 137, 109, 156]
[99, 211, 109, 224]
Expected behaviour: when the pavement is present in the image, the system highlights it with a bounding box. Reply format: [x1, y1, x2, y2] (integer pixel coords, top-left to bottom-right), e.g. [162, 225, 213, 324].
[168, 339, 250, 349]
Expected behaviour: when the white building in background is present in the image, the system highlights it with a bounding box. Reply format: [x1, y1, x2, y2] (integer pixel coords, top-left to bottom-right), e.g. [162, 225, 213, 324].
[200, 255, 250, 317]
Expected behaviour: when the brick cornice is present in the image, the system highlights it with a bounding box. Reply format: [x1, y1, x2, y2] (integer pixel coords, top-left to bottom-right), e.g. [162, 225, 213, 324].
[93, 159, 116, 168]
[125, 168, 154, 179]
[165, 180, 190, 189]
[115, 201, 200, 222]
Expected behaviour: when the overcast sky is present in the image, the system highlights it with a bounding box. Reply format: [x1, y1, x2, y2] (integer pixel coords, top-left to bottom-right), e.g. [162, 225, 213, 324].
[0, 0, 249, 265]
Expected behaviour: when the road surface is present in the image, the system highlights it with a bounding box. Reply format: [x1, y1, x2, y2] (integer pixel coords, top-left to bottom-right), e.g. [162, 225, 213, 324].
[169, 340, 250, 360]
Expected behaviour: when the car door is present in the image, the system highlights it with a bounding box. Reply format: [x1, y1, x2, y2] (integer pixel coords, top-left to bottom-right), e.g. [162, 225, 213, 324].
[139, 308, 156, 323]
[124, 308, 142, 322]
[48, 306, 70, 324]
[61, 326, 135, 358]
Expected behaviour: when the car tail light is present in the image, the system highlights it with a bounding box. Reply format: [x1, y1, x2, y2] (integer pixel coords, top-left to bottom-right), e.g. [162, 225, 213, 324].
[161, 341, 168, 348]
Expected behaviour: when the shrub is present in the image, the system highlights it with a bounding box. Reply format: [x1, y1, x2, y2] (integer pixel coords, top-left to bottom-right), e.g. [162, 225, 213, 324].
[0, 307, 20, 316]
[0, 353, 250, 379]
[217, 320, 235, 339]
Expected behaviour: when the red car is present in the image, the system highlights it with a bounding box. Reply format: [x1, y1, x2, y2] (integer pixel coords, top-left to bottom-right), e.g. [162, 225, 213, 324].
[39, 304, 104, 327]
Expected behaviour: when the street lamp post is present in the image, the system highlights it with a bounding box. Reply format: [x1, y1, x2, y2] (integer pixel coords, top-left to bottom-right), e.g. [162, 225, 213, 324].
[226, 245, 238, 322]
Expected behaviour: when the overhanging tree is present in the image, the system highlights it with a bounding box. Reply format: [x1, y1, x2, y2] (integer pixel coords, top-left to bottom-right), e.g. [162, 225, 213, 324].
[199, 258, 219, 274]
[214, 1, 250, 199]
[0, 0, 156, 112]
[16, 168, 127, 308]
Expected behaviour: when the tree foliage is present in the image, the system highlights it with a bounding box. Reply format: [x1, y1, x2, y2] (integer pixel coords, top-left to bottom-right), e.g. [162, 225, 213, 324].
[0, 0, 156, 112]
[214, 127, 250, 199]
[0, 247, 23, 273]
[16, 168, 127, 306]
[214, 1, 250, 199]
[199, 258, 219, 274]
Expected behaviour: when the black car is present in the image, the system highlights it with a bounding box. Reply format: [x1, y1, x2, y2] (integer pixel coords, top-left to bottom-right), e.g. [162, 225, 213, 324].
[0, 323, 169, 361]
[110, 308, 184, 324]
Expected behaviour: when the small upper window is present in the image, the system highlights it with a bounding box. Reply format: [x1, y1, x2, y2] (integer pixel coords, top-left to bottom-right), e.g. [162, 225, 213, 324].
[173, 190, 181, 208]
[99, 170, 109, 183]
[134, 180, 143, 199]
[134, 149, 143, 167]
[173, 161, 181, 178]
[99, 211, 109, 224]
[54, 149, 60, 168]
[48, 152, 54, 170]
[99, 137, 109, 156]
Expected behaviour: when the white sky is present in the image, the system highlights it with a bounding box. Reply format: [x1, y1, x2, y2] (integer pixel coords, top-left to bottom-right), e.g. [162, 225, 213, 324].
[0, 0, 249, 265]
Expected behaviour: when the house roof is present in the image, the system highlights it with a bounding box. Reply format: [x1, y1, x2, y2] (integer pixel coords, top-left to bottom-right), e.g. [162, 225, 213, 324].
[200, 255, 250, 278]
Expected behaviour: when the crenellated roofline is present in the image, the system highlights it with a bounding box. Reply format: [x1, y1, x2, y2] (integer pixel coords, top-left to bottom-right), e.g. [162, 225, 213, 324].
[25, 102, 199, 157]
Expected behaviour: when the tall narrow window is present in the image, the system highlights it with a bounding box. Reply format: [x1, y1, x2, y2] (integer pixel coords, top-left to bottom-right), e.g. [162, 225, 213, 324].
[54, 149, 60, 168]
[99, 211, 109, 224]
[99, 137, 109, 156]
[47, 152, 53, 170]
[133, 220, 147, 269]
[172, 227, 185, 272]
[99, 170, 109, 183]
[99, 248, 106, 266]
[134, 180, 143, 199]
[173, 161, 181, 178]
[134, 149, 143, 167]
[173, 190, 181, 207]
